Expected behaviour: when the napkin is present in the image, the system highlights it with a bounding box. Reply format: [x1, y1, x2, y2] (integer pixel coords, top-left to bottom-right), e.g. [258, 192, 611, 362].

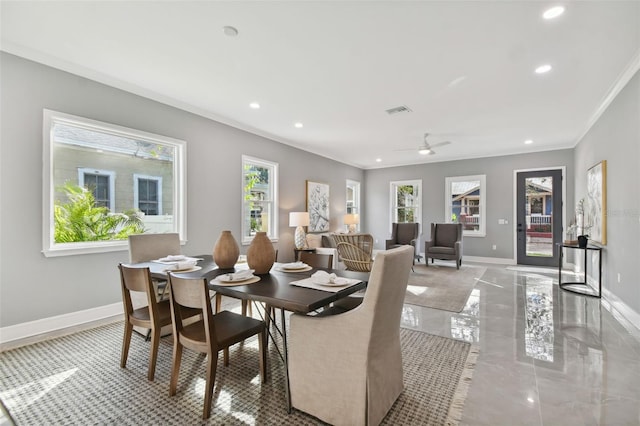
[282, 261, 307, 269]
[223, 269, 255, 281]
[158, 254, 187, 262]
[311, 270, 338, 284]
[165, 260, 197, 271]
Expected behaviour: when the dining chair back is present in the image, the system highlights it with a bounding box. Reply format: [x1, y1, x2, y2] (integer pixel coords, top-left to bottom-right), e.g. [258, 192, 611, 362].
[332, 233, 374, 272]
[299, 251, 333, 269]
[118, 264, 172, 381]
[128, 233, 181, 263]
[289, 245, 414, 425]
[167, 274, 267, 420]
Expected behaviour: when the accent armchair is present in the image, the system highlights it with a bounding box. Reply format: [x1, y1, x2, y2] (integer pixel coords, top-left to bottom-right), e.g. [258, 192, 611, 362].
[289, 246, 415, 426]
[386, 222, 421, 263]
[425, 223, 463, 269]
[332, 233, 374, 272]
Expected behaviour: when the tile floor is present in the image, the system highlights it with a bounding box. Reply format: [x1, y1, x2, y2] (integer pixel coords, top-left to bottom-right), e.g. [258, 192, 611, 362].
[401, 262, 640, 426]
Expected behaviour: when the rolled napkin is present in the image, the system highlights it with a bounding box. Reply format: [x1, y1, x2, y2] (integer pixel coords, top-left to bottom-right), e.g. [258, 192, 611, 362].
[166, 260, 197, 271]
[282, 261, 307, 269]
[311, 270, 337, 284]
[223, 269, 255, 281]
[158, 254, 187, 262]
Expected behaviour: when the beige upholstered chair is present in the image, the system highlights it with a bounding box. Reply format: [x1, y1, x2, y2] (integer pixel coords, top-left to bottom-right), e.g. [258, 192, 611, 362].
[289, 246, 414, 426]
[332, 233, 374, 272]
[386, 222, 421, 264]
[424, 223, 463, 269]
[118, 264, 199, 381]
[167, 274, 266, 420]
[128, 233, 181, 300]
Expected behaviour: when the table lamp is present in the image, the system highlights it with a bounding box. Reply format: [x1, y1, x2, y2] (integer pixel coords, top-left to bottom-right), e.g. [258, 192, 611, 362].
[344, 213, 359, 233]
[289, 212, 310, 249]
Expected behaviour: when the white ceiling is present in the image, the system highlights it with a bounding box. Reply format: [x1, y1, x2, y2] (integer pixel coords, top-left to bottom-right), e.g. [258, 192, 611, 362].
[2, 1, 639, 169]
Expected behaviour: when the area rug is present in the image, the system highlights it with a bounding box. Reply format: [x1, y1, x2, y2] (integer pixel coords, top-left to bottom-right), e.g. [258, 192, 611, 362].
[0, 321, 477, 425]
[405, 263, 487, 312]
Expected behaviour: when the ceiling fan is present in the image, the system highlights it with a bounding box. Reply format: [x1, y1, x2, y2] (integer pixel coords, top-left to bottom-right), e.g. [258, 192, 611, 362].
[396, 133, 452, 155]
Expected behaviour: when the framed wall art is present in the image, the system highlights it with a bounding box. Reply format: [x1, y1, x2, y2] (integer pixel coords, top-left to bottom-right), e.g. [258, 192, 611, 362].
[306, 180, 330, 232]
[586, 160, 606, 245]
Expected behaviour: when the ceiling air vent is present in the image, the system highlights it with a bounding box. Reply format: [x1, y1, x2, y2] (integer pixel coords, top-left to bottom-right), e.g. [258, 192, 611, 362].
[385, 105, 412, 115]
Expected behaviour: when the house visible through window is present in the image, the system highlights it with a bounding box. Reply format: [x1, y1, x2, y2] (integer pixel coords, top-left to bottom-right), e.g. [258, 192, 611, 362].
[242, 155, 279, 244]
[445, 174, 486, 237]
[346, 179, 361, 231]
[134, 174, 162, 215]
[78, 168, 115, 209]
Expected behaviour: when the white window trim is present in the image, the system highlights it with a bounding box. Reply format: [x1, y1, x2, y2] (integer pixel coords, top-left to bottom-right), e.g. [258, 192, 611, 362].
[445, 174, 486, 237]
[133, 174, 163, 215]
[43, 109, 187, 257]
[78, 168, 116, 211]
[346, 179, 361, 232]
[241, 155, 279, 245]
[390, 179, 422, 228]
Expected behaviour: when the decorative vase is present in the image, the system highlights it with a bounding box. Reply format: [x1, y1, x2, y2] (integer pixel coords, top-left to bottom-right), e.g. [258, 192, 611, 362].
[577, 235, 589, 248]
[213, 230, 240, 269]
[247, 232, 276, 274]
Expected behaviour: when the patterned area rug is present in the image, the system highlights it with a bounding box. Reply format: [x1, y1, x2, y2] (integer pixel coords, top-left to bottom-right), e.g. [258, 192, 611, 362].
[405, 263, 487, 312]
[0, 321, 477, 425]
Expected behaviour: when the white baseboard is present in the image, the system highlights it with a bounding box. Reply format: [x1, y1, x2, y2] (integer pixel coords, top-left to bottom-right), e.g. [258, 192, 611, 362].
[463, 255, 516, 265]
[0, 302, 123, 347]
[601, 288, 640, 339]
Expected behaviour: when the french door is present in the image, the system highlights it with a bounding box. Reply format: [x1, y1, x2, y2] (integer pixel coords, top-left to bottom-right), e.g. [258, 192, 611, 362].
[516, 169, 563, 266]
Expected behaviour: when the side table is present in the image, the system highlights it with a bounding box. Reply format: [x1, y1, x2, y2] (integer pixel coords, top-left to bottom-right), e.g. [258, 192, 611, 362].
[293, 248, 316, 261]
[557, 243, 602, 298]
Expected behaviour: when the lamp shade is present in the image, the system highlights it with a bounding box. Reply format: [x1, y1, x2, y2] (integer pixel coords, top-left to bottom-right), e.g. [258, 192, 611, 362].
[343, 214, 360, 225]
[289, 212, 310, 227]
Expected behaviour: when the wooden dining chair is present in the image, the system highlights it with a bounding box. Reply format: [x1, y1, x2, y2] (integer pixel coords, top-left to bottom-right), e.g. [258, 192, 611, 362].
[299, 251, 333, 269]
[118, 263, 199, 381]
[167, 273, 267, 420]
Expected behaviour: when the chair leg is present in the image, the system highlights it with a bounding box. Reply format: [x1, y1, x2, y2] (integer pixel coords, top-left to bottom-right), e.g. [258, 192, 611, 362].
[223, 347, 229, 366]
[258, 329, 267, 383]
[147, 327, 161, 381]
[241, 300, 253, 317]
[169, 343, 183, 396]
[203, 351, 219, 420]
[120, 321, 133, 368]
[215, 294, 222, 313]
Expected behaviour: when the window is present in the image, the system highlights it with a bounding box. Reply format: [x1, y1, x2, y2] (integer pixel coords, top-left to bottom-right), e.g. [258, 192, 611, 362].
[43, 109, 186, 257]
[134, 174, 163, 215]
[346, 180, 361, 232]
[242, 155, 278, 244]
[390, 180, 421, 224]
[445, 174, 486, 237]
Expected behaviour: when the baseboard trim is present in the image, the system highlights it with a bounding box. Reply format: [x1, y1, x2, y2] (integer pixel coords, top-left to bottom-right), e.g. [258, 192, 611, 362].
[463, 255, 516, 265]
[601, 288, 640, 339]
[0, 302, 123, 348]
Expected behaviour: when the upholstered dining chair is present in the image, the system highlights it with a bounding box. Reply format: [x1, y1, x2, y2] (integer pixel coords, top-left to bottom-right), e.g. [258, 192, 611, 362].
[128, 233, 181, 300]
[299, 251, 333, 269]
[332, 233, 374, 272]
[424, 222, 463, 269]
[289, 246, 414, 426]
[167, 273, 267, 420]
[118, 264, 200, 381]
[386, 222, 421, 264]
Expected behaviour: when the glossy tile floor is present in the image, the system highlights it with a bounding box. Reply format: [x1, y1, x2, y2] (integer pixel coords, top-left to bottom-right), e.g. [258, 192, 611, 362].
[400, 263, 640, 426]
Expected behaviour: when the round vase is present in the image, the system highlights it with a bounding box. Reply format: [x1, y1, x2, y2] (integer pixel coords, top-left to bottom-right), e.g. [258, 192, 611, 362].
[247, 232, 276, 274]
[577, 235, 589, 248]
[213, 230, 240, 269]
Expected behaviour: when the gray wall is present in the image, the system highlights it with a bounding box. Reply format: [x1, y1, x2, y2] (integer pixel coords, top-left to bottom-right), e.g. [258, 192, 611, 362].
[0, 53, 363, 326]
[363, 150, 575, 259]
[574, 70, 640, 316]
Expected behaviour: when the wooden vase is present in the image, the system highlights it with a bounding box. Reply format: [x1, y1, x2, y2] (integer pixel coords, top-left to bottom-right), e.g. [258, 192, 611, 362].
[213, 230, 240, 269]
[246, 232, 276, 274]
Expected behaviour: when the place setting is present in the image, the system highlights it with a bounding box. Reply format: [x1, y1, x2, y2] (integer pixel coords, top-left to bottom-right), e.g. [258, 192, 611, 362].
[210, 269, 261, 286]
[290, 270, 362, 292]
[275, 261, 313, 273]
[152, 254, 203, 273]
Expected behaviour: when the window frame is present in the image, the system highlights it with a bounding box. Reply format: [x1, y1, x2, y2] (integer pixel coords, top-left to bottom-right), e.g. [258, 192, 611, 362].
[390, 179, 422, 226]
[241, 155, 279, 245]
[43, 109, 187, 257]
[78, 168, 116, 210]
[445, 174, 486, 237]
[134, 173, 163, 215]
[346, 179, 361, 232]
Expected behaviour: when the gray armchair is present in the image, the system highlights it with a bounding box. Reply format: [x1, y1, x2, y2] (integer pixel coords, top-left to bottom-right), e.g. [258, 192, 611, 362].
[386, 222, 420, 263]
[424, 223, 463, 269]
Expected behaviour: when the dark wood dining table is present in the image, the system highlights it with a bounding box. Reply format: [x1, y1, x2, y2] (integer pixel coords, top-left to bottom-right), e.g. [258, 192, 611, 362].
[137, 254, 369, 413]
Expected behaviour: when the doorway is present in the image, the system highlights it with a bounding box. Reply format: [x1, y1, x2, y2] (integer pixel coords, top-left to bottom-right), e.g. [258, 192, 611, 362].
[516, 169, 563, 266]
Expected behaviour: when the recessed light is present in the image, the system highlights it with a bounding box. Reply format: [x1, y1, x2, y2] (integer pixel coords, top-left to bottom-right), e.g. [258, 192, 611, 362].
[294, 122, 303, 128]
[418, 148, 431, 155]
[535, 64, 552, 74]
[376, 158, 382, 162]
[223, 26, 238, 37]
[524, 139, 533, 145]
[543, 6, 565, 20]
[249, 102, 260, 109]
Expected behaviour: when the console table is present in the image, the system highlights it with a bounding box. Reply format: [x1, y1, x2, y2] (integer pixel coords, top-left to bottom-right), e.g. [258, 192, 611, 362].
[557, 243, 602, 298]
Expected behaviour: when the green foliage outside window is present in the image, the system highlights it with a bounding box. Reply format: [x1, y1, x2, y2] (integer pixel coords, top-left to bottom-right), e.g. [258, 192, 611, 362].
[54, 183, 145, 243]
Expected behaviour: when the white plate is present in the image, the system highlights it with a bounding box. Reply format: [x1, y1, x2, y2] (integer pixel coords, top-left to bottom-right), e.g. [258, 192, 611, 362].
[167, 266, 202, 273]
[218, 274, 256, 283]
[282, 264, 308, 270]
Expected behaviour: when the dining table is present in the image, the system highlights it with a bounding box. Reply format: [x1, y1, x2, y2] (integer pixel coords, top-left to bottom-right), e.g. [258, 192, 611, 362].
[134, 254, 369, 413]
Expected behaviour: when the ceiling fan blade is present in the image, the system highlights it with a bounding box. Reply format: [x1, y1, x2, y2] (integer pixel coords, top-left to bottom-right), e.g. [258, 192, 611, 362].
[428, 141, 451, 149]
